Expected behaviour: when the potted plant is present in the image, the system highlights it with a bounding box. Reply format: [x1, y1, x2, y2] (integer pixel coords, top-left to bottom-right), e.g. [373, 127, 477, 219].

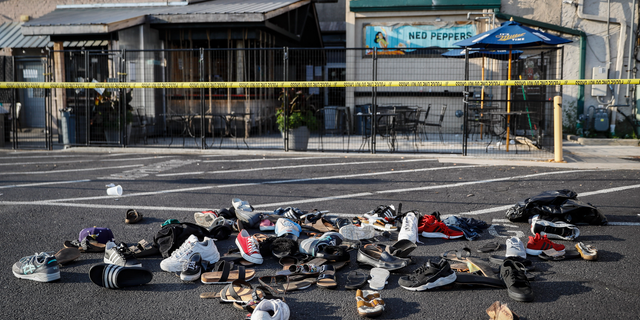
[276, 88, 319, 150]
[92, 90, 134, 143]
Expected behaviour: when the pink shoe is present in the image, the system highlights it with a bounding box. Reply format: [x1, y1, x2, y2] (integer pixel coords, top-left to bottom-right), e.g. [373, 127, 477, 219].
[260, 219, 275, 231]
[236, 229, 263, 264]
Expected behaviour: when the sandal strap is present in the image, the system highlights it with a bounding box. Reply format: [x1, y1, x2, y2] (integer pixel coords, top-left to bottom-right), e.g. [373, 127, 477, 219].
[228, 280, 252, 302]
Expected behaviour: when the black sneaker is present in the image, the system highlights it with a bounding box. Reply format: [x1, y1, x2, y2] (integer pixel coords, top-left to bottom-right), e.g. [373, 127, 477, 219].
[181, 253, 202, 282]
[500, 258, 534, 302]
[398, 259, 457, 291]
[104, 241, 142, 267]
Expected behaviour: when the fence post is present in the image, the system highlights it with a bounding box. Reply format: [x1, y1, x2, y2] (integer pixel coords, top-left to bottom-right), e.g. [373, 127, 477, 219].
[120, 49, 126, 147]
[553, 95, 563, 162]
[371, 47, 377, 154]
[84, 50, 89, 146]
[283, 47, 289, 152]
[200, 48, 205, 149]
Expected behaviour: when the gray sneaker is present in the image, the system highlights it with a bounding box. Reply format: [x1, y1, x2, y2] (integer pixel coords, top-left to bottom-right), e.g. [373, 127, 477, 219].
[232, 198, 261, 228]
[12, 252, 60, 282]
[104, 241, 142, 267]
[505, 237, 526, 259]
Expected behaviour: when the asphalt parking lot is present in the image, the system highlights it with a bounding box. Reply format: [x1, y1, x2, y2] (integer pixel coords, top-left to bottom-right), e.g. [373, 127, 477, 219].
[1, 149, 640, 319]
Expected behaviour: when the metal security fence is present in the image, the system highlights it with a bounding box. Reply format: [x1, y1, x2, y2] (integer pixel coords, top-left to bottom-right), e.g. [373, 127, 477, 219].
[3, 47, 562, 159]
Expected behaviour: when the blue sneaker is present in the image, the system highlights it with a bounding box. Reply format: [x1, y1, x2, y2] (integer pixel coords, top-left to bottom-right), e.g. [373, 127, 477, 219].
[12, 252, 60, 282]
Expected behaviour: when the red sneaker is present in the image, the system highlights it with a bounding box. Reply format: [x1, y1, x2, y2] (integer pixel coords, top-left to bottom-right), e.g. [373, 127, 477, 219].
[526, 233, 565, 256]
[418, 215, 464, 239]
[235, 229, 263, 264]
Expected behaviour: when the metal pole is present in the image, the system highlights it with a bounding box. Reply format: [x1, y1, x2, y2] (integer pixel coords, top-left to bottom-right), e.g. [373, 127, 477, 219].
[283, 47, 289, 151]
[120, 50, 126, 147]
[84, 50, 89, 146]
[463, 48, 469, 156]
[371, 47, 377, 154]
[554, 96, 563, 162]
[200, 48, 205, 149]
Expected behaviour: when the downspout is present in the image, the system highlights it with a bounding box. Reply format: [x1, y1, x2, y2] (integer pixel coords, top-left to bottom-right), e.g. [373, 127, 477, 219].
[495, 12, 587, 114]
[626, 0, 637, 108]
[576, 0, 628, 107]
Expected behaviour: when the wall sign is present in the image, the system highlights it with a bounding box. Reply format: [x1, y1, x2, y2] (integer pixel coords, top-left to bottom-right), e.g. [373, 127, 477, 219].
[364, 22, 477, 55]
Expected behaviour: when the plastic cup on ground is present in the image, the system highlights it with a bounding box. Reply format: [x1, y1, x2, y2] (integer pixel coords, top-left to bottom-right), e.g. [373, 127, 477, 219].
[107, 185, 123, 196]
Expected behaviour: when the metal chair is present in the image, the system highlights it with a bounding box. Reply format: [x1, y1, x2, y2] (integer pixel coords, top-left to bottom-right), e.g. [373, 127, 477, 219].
[318, 107, 351, 152]
[420, 104, 447, 145]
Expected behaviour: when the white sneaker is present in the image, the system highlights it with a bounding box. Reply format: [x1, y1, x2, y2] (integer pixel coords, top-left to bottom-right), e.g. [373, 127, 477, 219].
[160, 234, 220, 272]
[339, 224, 376, 241]
[505, 236, 526, 259]
[194, 210, 219, 228]
[251, 299, 290, 320]
[530, 215, 580, 240]
[398, 212, 418, 243]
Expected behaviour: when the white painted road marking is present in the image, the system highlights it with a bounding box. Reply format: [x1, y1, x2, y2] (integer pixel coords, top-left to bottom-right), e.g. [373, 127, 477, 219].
[0, 179, 91, 189]
[3, 164, 145, 175]
[200, 156, 339, 163]
[253, 169, 595, 208]
[156, 158, 438, 177]
[42, 165, 480, 203]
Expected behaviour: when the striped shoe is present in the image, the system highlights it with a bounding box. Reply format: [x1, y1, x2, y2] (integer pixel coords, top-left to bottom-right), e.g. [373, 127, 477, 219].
[525, 233, 565, 256]
[418, 215, 464, 240]
[104, 241, 142, 267]
[89, 263, 153, 289]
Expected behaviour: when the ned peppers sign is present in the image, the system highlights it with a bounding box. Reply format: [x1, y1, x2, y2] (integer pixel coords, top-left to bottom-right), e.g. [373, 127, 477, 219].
[364, 22, 477, 55]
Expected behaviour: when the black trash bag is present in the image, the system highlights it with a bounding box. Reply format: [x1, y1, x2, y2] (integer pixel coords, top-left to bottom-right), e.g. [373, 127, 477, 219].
[506, 189, 607, 225]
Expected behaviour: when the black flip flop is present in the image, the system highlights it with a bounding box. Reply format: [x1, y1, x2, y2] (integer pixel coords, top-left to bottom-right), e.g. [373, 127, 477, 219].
[345, 269, 368, 290]
[477, 241, 501, 253]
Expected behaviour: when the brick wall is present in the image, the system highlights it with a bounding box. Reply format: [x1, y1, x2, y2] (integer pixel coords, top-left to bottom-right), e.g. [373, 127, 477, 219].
[0, 0, 174, 23]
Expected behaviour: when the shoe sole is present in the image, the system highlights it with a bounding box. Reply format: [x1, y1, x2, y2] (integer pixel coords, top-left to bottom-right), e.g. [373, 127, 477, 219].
[13, 271, 60, 282]
[400, 272, 457, 291]
[575, 243, 598, 260]
[235, 238, 263, 264]
[525, 248, 565, 256]
[201, 273, 255, 285]
[508, 289, 534, 302]
[421, 231, 463, 239]
[340, 226, 374, 240]
[181, 271, 202, 282]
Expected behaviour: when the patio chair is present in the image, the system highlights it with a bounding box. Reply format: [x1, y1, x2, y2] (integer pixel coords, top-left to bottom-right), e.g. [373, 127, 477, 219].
[318, 107, 351, 152]
[420, 104, 447, 145]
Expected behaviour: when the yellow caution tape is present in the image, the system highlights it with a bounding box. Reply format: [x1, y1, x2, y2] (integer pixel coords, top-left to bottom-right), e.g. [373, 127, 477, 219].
[0, 79, 638, 89]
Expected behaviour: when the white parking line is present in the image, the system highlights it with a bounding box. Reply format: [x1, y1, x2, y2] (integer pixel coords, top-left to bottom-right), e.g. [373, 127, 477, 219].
[42, 165, 480, 203]
[157, 158, 437, 177]
[254, 169, 595, 208]
[3, 164, 145, 175]
[0, 179, 91, 189]
[200, 156, 339, 163]
[455, 183, 640, 216]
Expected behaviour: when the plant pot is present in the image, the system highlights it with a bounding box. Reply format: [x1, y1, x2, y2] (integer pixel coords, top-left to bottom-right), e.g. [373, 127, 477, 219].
[282, 126, 310, 151]
[104, 128, 120, 143]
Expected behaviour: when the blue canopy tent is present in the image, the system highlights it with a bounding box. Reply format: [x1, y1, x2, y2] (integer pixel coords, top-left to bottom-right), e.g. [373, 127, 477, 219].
[453, 19, 571, 151]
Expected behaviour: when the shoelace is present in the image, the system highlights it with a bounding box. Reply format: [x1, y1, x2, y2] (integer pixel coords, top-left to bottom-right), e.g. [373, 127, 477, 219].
[409, 263, 431, 280]
[183, 258, 198, 271]
[21, 252, 49, 266]
[247, 237, 259, 254]
[172, 240, 195, 260]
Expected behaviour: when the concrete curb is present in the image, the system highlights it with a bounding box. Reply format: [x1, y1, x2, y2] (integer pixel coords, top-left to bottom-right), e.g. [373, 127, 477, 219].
[565, 134, 640, 146]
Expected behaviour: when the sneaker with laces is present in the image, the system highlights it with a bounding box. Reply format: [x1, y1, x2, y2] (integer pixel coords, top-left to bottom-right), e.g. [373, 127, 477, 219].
[104, 241, 142, 267]
[232, 198, 261, 228]
[505, 236, 527, 259]
[236, 229, 264, 264]
[251, 299, 291, 320]
[398, 211, 418, 243]
[12, 252, 60, 282]
[526, 233, 565, 256]
[398, 259, 456, 291]
[180, 253, 202, 282]
[530, 215, 580, 240]
[194, 210, 219, 228]
[418, 215, 464, 239]
[160, 234, 220, 272]
[500, 258, 533, 302]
